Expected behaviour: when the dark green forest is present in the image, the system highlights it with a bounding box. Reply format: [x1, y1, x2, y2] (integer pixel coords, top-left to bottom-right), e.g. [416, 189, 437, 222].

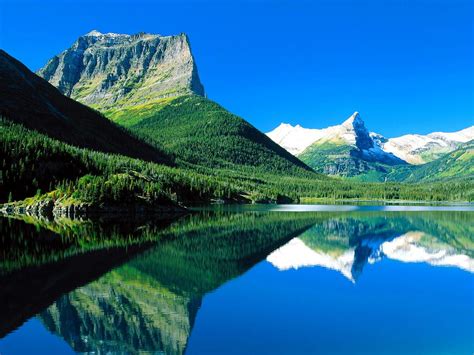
[124, 95, 312, 174]
[2, 118, 472, 207]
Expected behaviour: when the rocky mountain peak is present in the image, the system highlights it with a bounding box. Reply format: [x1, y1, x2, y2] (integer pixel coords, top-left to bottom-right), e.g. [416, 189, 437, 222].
[342, 111, 361, 126]
[341, 111, 367, 133]
[84, 29, 103, 36]
[340, 112, 373, 150]
[37, 30, 205, 111]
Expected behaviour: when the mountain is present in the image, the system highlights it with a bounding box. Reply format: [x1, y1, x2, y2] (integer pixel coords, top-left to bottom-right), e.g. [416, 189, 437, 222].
[126, 95, 312, 172]
[0, 49, 170, 164]
[380, 126, 474, 164]
[402, 141, 474, 182]
[267, 112, 473, 179]
[38, 31, 313, 174]
[37, 30, 204, 112]
[268, 232, 474, 282]
[268, 112, 406, 177]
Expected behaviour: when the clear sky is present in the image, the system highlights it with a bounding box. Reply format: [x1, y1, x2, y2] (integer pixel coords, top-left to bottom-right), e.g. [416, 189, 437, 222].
[0, 0, 472, 136]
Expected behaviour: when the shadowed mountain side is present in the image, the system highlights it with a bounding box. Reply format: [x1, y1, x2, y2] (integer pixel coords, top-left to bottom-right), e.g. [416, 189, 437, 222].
[0, 215, 179, 274]
[0, 215, 181, 337]
[0, 50, 171, 165]
[0, 243, 153, 338]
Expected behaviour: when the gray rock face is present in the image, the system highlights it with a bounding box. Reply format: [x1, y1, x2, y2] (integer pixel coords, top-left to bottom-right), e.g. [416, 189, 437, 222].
[37, 30, 205, 110]
[347, 113, 374, 150]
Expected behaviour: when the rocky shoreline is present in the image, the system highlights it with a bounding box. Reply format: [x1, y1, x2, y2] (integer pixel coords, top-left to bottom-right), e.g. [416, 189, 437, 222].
[0, 198, 188, 220]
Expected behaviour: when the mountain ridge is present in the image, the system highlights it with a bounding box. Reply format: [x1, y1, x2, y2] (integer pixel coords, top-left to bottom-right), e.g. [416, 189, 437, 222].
[268, 114, 473, 164]
[267, 113, 473, 179]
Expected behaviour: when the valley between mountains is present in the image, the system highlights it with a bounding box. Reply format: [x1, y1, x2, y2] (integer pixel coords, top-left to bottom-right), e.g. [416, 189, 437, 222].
[0, 30, 472, 214]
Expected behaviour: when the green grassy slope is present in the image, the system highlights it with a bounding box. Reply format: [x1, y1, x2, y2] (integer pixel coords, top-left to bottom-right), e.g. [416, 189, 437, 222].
[403, 141, 473, 182]
[0, 119, 247, 203]
[351, 141, 474, 183]
[108, 95, 313, 175]
[300, 139, 473, 184]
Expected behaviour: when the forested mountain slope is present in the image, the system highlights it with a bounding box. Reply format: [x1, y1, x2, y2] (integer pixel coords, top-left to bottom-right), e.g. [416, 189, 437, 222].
[0, 50, 170, 164]
[125, 95, 313, 173]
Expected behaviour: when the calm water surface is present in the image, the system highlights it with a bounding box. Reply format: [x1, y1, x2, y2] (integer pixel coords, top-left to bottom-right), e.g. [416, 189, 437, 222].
[0, 205, 473, 354]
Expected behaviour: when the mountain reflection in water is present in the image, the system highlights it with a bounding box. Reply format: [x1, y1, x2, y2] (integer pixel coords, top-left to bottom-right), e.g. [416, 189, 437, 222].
[268, 228, 474, 283]
[0, 209, 472, 354]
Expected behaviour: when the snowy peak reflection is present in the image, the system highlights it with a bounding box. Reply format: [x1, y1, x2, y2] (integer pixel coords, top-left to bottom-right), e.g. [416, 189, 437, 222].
[267, 238, 357, 282]
[267, 215, 474, 281]
[377, 231, 474, 273]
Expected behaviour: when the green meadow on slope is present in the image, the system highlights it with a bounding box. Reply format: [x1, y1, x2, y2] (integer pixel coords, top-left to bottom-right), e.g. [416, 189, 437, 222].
[109, 95, 312, 174]
[348, 142, 474, 183]
[402, 141, 474, 183]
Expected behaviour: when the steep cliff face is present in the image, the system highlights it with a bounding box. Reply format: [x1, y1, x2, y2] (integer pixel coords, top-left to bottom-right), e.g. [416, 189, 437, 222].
[37, 30, 204, 111]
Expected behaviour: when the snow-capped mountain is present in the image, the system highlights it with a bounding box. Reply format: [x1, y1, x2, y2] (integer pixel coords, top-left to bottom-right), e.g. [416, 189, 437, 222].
[267, 112, 367, 155]
[267, 112, 407, 177]
[377, 231, 474, 273]
[267, 113, 473, 166]
[381, 126, 474, 164]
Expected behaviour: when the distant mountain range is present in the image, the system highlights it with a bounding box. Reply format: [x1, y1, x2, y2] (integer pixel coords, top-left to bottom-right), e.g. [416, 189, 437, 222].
[267, 112, 473, 181]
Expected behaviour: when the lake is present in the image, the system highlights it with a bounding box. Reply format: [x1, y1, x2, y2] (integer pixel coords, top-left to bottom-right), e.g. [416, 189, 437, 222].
[0, 206, 473, 354]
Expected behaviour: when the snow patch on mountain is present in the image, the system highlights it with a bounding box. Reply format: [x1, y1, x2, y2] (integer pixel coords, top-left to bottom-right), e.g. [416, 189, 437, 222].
[267, 112, 406, 165]
[267, 123, 327, 155]
[267, 112, 367, 155]
[381, 126, 474, 164]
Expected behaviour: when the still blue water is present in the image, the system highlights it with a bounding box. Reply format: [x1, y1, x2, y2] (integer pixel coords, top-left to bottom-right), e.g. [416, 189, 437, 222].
[0, 207, 473, 354]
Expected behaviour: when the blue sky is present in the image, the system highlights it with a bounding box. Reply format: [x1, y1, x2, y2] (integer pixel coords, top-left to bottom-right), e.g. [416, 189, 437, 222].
[1, 0, 472, 136]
